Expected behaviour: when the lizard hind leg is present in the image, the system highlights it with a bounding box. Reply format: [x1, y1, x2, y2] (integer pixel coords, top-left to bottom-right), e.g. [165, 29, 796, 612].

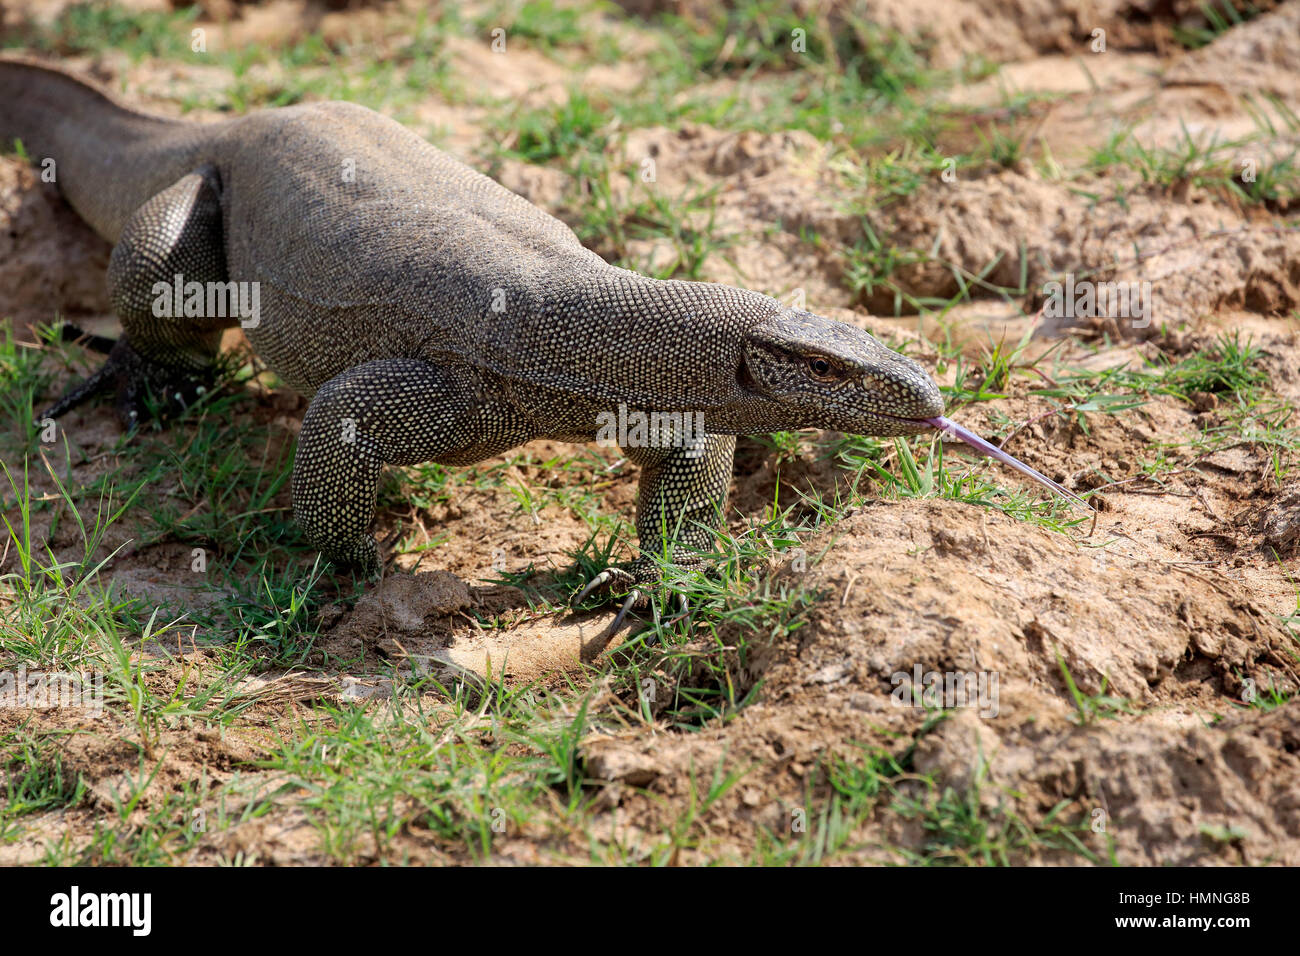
[38, 165, 236, 428]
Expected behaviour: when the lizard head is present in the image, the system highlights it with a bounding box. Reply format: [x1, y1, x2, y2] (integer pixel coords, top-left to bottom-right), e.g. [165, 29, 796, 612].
[738, 310, 944, 435]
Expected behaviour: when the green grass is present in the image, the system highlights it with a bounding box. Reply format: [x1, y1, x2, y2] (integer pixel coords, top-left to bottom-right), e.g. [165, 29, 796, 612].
[529, 511, 828, 729]
[251, 682, 595, 863]
[1057, 654, 1136, 725]
[1241, 676, 1293, 713]
[4, 2, 464, 120]
[750, 728, 1101, 865]
[939, 326, 1050, 407]
[475, 0, 619, 61]
[1, 725, 87, 844]
[1087, 120, 1300, 207]
[854, 435, 1086, 531]
[1025, 333, 1298, 485]
[487, 93, 745, 278]
[1, 326, 56, 432]
[647, 0, 932, 95]
[1172, 1, 1268, 50]
[496, 90, 611, 165]
[0, 435, 602, 861]
[1026, 332, 1270, 416]
[581, 175, 739, 279]
[890, 771, 1099, 865]
[2, 1, 202, 60]
[842, 226, 1038, 316]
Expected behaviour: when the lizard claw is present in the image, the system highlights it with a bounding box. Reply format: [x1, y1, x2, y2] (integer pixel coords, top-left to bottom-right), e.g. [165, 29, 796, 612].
[571, 559, 702, 641]
[57, 323, 116, 355]
[604, 589, 642, 638]
[38, 334, 217, 429]
[571, 561, 698, 641]
[572, 567, 636, 607]
[600, 588, 689, 643]
[572, 566, 646, 641]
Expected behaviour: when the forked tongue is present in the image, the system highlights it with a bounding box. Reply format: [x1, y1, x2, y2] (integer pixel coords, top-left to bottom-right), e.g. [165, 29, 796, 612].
[924, 416, 1091, 512]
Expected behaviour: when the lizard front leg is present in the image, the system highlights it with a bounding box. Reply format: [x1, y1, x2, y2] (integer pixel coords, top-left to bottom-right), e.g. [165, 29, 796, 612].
[293, 359, 528, 575]
[575, 433, 735, 628]
[41, 165, 235, 427]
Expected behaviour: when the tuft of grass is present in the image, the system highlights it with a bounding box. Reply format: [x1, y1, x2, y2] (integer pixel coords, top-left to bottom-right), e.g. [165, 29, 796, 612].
[977, 332, 1290, 467]
[252, 679, 601, 863]
[755, 732, 1101, 866]
[1172, 1, 1267, 50]
[842, 229, 1034, 316]
[1087, 121, 1299, 206]
[2, 1, 201, 59]
[0, 325, 56, 434]
[891, 770, 1098, 865]
[1056, 652, 1135, 725]
[848, 435, 1086, 532]
[476, 0, 619, 60]
[0, 726, 88, 843]
[752, 744, 905, 864]
[499, 90, 612, 164]
[562, 510, 826, 729]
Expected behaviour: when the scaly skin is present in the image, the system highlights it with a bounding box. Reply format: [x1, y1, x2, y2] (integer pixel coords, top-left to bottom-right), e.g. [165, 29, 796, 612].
[1, 56, 944, 609]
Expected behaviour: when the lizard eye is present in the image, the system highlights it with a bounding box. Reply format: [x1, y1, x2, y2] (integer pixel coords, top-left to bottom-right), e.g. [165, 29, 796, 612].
[807, 356, 833, 377]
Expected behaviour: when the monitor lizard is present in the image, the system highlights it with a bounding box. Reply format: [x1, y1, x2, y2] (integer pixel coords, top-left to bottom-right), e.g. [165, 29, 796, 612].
[1, 55, 947, 621]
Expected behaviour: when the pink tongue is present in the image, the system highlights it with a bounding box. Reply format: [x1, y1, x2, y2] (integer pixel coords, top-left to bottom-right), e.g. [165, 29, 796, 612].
[924, 416, 1091, 511]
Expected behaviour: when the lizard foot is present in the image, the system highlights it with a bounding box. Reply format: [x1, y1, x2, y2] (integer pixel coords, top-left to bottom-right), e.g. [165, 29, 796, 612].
[571, 561, 691, 641]
[39, 331, 217, 429]
[56, 323, 117, 355]
[572, 566, 643, 637]
[311, 529, 383, 580]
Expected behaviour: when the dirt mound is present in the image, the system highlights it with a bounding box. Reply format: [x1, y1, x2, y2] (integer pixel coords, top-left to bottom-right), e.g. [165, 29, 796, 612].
[1165, 1, 1300, 98]
[915, 703, 1300, 865]
[599, 124, 858, 305]
[863, 169, 1300, 321]
[0, 161, 110, 331]
[584, 498, 1300, 864]
[612, 0, 1191, 67]
[765, 501, 1293, 706]
[1259, 486, 1300, 551]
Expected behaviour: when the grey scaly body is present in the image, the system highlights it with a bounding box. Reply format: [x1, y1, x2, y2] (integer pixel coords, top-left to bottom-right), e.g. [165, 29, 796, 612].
[1, 57, 944, 601]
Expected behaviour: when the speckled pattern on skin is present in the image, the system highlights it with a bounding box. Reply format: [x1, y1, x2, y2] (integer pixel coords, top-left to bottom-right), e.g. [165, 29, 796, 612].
[3, 56, 944, 584]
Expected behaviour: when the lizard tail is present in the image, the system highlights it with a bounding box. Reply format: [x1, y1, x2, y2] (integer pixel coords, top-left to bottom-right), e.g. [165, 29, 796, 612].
[0, 55, 210, 241]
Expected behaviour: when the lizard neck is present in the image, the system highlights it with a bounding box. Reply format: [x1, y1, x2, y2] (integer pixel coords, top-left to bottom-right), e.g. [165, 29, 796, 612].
[495, 264, 784, 420]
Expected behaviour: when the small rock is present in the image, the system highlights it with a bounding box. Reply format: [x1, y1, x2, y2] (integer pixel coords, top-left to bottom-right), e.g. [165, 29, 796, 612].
[585, 743, 660, 787]
[1258, 490, 1300, 551]
[806, 662, 851, 685]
